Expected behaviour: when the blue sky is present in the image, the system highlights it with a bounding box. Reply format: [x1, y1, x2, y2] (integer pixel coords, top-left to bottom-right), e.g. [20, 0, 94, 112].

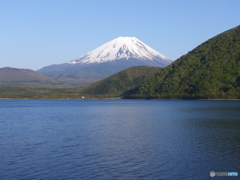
[1, 0, 240, 70]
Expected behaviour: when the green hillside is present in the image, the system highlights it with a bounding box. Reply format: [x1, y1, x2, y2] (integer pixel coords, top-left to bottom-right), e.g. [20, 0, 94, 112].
[0, 87, 84, 99]
[126, 25, 240, 99]
[82, 66, 162, 97]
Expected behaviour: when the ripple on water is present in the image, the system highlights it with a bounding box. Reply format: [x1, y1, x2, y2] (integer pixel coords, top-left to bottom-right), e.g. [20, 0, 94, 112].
[0, 100, 239, 179]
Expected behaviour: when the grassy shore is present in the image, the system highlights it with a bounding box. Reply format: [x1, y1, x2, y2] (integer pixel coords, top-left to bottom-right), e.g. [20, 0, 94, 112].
[0, 86, 85, 99]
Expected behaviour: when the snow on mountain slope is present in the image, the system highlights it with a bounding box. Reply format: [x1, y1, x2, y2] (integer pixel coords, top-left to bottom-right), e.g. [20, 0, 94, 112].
[37, 37, 172, 85]
[68, 37, 172, 65]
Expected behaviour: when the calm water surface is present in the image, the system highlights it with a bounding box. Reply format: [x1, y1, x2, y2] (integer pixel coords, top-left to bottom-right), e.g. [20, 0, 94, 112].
[0, 100, 239, 179]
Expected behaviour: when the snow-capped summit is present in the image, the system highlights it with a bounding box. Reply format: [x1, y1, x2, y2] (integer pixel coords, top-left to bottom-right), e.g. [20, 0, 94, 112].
[68, 37, 172, 65]
[37, 37, 172, 85]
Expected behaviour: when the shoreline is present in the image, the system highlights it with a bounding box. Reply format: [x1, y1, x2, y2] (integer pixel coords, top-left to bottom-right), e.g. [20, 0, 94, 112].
[0, 98, 239, 100]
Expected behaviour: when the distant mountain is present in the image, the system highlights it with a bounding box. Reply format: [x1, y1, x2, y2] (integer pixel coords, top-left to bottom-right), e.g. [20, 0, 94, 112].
[37, 37, 172, 85]
[68, 37, 171, 65]
[126, 25, 240, 99]
[82, 66, 162, 97]
[0, 67, 57, 86]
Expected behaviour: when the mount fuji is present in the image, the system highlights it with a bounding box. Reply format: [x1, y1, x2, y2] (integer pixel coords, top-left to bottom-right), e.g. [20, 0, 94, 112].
[37, 37, 172, 85]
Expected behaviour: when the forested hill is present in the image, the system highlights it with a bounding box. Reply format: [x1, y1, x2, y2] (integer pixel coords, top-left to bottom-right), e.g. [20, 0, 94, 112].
[82, 66, 162, 97]
[126, 25, 240, 99]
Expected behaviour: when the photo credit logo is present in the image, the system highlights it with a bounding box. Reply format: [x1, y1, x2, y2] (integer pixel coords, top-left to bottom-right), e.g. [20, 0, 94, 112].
[210, 171, 238, 177]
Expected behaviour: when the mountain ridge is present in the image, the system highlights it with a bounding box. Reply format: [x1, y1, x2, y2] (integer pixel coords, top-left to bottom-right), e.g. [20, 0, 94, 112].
[37, 37, 171, 85]
[0, 67, 58, 86]
[125, 25, 240, 99]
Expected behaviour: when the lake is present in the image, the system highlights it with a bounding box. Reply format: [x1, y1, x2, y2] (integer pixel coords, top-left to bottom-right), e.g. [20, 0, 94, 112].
[0, 99, 239, 179]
